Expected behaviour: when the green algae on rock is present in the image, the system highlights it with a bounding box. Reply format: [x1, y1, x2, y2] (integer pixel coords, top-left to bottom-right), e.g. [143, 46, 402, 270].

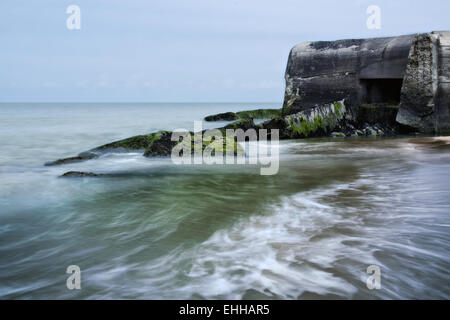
[145, 131, 245, 157]
[223, 118, 256, 131]
[46, 129, 245, 167]
[45, 131, 170, 166]
[204, 112, 238, 121]
[284, 100, 347, 138]
[94, 131, 169, 152]
[204, 108, 281, 122]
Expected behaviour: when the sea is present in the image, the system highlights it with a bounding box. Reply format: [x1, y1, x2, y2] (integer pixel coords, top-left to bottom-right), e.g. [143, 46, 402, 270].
[0, 102, 449, 299]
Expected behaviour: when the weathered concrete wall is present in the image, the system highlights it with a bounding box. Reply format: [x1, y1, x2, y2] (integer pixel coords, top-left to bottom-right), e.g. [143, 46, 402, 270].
[396, 34, 436, 131]
[435, 31, 450, 133]
[282, 35, 414, 115]
[396, 31, 450, 133]
[283, 32, 450, 133]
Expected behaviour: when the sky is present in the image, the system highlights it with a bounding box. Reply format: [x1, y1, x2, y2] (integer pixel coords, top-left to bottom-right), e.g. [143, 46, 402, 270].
[0, 0, 449, 102]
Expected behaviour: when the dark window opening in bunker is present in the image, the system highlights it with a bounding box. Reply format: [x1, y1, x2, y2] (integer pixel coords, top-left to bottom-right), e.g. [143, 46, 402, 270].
[360, 79, 403, 105]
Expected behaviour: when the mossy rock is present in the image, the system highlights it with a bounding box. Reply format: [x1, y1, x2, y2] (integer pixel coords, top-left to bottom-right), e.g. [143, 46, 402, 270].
[45, 152, 98, 166]
[235, 109, 281, 120]
[204, 108, 281, 122]
[289, 116, 327, 138]
[144, 131, 177, 157]
[60, 171, 101, 178]
[46, 117, 258, 168]
[94, 131, 170, 151]
[223, 118, 256, 131]
[204, 112, 238, 121]
[147, 131, 245, 157]
[285, 101, 347, 138]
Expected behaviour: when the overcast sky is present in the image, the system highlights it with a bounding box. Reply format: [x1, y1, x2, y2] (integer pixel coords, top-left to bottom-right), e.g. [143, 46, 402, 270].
[1, 0, 449, 102]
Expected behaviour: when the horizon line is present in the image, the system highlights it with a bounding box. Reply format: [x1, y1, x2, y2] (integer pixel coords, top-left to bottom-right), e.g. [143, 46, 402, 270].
[0, 101, 282, 104]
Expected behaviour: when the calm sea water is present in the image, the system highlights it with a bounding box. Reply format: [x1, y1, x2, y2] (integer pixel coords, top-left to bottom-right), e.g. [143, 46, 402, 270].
[0, 103, 449, 299]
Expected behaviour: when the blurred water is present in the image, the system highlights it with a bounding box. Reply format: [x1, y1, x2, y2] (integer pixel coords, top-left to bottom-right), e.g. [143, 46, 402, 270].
[0, 103, 449, 299]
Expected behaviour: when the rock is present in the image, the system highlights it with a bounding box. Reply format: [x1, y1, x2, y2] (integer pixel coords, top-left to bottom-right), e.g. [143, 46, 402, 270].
[93, 131, 169, 152]
[45, 152, 98, 166]
[46, 131, 170, 166]
[47, 127, 246, 168]
[235, 109, 281, 120]
[144, 130, 245, 157]
[60, 171, 100, 178]
[204, 109, 281, 122]
[143, 131, 177, 157]
[284, 100, 348, 138]
[257, 117, 291, 139]
[223, 118, 256, 131]
[204, 112, 238, 121]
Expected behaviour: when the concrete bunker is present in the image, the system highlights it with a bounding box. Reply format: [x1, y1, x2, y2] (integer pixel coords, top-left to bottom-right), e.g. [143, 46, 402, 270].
[282, 31, 450, 133]
[359, 78, 403, 105]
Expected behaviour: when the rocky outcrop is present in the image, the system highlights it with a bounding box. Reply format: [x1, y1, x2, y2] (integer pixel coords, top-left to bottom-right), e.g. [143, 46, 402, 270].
[259, 100, 397, 138]
[45, 131, 170, 166]
[282, 31, 450, 133]
[205, 109, 281, 122]
[284, 100, 348, 138]
[45, 152, 98, 166]
[46, 129, 244, 166]
[204, 112, 238, 121]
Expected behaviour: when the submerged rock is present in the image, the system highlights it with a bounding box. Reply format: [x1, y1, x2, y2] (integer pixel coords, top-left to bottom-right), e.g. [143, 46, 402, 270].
[223, 118, 257, 131]
[45, 131, 171, 166]
[93, 131, 170, 152]
[60, 171, 101, 178]
[48, 128, 245, 168]
[143, 131, 177, 157]
[204, 112, 238, 121]
[144, 131, 245, 157]
[45, 152, 98, 166]
[46, 100, 404, 171]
